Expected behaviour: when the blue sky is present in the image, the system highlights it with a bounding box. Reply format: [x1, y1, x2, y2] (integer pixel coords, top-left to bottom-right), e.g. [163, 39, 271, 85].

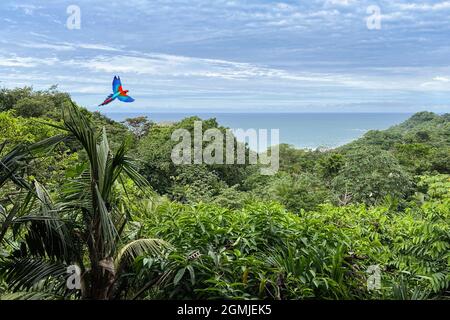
[0, 0, 450, 113]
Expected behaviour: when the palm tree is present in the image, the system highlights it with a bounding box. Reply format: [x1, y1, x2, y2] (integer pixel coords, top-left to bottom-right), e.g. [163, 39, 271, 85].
[0, 103, 169, 299]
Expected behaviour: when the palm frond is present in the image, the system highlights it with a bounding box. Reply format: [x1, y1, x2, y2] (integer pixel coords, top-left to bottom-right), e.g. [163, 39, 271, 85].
[0, 192, 32, 244]
[97, 127, 111, 195]
[116, 238, 172, 269]
[95, 185, 118, 257]
[0, 291, 62, 300]
[0, 134, 66, 190]
[122, 157, 150, 189]
[62, 102, 99, 180]
[0, 257, 67, 292]
[17, 182, 74, 261]
[59, 169, 93, 214]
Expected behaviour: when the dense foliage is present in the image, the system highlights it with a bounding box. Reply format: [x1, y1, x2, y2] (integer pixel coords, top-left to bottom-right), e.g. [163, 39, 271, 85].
[0, 88, 449, 300]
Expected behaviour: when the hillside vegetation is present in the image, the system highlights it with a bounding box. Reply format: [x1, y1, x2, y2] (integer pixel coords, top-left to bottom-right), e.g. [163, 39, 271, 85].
[0, 87, 449, 300]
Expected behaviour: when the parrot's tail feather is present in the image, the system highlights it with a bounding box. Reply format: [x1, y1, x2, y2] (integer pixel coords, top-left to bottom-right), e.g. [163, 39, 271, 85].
[99, 94, 114, 106]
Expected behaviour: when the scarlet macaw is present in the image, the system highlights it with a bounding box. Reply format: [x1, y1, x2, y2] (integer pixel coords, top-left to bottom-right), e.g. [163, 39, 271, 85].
[99, 76, 135, 106]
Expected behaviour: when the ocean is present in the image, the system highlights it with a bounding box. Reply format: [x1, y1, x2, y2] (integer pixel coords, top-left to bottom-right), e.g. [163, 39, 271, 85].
[101, 112, 413, 150]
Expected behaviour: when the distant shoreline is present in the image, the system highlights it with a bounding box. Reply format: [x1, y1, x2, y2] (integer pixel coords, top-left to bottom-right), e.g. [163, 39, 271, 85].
[101, 112, 415, 150]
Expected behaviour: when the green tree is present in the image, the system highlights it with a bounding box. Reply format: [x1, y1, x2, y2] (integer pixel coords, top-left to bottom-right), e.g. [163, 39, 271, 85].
[14, 96, 55, 118]
[123, 116, 153, 139]
[317, 152, 344, 181]
[269, 172, 331, 212]
[332, 147, 412, 205]
[138, 116, 249, 196]
[393, 143, 433, 174]
[0, 87, 33, 112]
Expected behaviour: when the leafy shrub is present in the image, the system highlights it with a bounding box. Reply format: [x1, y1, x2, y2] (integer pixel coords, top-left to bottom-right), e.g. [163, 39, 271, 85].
[133, 190, 449, 300]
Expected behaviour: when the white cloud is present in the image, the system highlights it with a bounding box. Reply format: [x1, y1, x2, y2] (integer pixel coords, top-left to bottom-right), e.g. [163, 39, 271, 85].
[0, 56, 58, 68]
[274, 3, 295, 11]
[325, 0, 356, 7]
[76, 43, 120, 51]
[66, 52, 354, 84]
[421, 76, 450, 90]
[18, 41, 120, 52]
[396, 1, 450, 11]
[13, 4, 41, 15]
[433, 76, 450, 82]
[64, 85, 108, 94]
[20, 43, 74, 51]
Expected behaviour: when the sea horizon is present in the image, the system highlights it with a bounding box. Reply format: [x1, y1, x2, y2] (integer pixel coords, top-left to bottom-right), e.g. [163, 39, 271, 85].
[99, 111, 419, 115]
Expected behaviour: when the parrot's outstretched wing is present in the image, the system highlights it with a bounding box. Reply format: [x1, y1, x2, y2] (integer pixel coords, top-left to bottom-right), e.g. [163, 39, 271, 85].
[112, 76, 122, 93]
[118, 95, 135, 103]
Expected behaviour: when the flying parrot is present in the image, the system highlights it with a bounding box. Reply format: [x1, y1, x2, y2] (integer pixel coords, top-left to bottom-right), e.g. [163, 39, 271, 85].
[99, 76, 135, 106]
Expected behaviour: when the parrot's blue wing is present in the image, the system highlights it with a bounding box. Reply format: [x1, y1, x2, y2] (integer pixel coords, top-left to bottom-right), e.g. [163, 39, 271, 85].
[118, 95, 135, 103]
[112, 76, 122, 93]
